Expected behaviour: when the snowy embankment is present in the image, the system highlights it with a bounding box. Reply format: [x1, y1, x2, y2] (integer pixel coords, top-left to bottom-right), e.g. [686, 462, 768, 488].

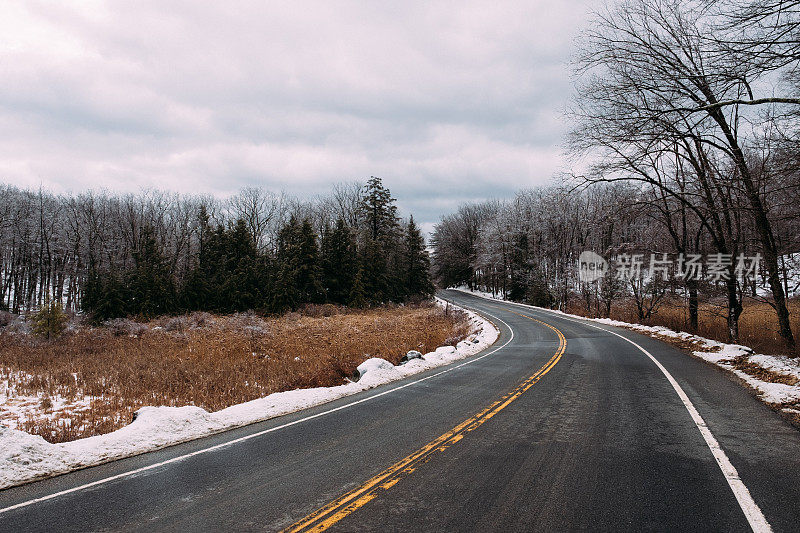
[455, 287, 800, 414]
[591, 318, 800, 409]
[0, 299, 498, 489]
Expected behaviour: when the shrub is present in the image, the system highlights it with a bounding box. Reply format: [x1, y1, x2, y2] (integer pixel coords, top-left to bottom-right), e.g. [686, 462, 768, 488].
[31, 299, 68, 339]
[6, 315, 31, 335]
[104, 318, 149, 337]
[0, 310, 15, 328]
[3, 305, 473, 442]
[163, 316, 188, 332]
[187, 311, 216, 329]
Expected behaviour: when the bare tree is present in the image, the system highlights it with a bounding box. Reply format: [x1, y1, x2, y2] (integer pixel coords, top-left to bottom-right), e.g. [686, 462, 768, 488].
[571, 0, 797, 349]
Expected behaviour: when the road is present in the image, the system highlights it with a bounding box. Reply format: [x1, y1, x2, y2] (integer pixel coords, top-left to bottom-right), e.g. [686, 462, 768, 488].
[1, 289, 800, 532]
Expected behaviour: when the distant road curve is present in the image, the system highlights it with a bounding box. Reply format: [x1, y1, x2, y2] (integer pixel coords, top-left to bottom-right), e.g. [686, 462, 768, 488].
[1, 290, 799, 532]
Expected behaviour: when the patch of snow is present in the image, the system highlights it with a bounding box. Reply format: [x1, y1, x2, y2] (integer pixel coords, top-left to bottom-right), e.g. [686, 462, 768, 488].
[0, 370, 94, 432]
[0, 298, 499, 489]
[0, 427, 74, 487]
[726, 371, 800, 405]
[453, 285, 505, 301]
[748, 353, 800, 381]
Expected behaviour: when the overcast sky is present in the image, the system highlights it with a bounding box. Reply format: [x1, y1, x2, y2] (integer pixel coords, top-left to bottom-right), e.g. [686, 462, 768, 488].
[1, 0, 596, 235]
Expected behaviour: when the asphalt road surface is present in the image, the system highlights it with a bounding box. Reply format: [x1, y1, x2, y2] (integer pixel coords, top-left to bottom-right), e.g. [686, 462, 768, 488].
[1, 289, 799, 532]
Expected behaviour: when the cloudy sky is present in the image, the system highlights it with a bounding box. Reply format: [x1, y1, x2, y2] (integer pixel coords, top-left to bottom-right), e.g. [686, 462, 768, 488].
[1, 0, 596, 234]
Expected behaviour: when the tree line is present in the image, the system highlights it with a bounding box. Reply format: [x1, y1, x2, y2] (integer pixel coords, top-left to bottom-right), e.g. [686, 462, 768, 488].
[433, 0, 800, 352]
[0, 177, 433, 321]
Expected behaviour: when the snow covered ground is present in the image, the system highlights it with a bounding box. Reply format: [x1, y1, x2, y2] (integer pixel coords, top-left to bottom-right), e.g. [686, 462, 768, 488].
[0, 372, 94, 432]
[454, 285, 504, 301]
[455, 288, 800, 415]
[0, 299, 498, 489]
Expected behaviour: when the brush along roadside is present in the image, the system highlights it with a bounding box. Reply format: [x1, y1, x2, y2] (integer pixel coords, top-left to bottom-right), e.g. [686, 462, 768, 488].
[0, 300, 498, 489]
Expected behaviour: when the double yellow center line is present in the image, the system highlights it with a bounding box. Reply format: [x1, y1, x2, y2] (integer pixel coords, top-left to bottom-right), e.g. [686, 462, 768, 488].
[284, 310, 567, 532]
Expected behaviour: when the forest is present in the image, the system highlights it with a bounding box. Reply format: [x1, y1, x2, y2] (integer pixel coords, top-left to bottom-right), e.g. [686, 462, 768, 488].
[0, 177, 434, 321]
[432, 0, 800, 354]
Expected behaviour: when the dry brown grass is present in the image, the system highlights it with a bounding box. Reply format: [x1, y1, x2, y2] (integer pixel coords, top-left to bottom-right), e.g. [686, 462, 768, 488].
[0, 303, 472, 443]
[567, 297, 800, 356]
[729, 358, 800, 386]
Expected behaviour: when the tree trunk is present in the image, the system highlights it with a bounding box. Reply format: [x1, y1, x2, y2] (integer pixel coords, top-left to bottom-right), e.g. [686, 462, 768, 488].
[687, 278, 699, 332]
[725, 275, 742, 343]
[710, 107, 796, 351]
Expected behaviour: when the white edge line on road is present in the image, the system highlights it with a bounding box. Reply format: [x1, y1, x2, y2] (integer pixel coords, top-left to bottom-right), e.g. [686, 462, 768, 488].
[456, 290, 772, 533]
[0, 304, 514, 516]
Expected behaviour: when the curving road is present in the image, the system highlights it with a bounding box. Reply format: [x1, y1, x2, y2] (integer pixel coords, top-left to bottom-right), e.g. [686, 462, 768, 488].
[1, 290, 800, 532]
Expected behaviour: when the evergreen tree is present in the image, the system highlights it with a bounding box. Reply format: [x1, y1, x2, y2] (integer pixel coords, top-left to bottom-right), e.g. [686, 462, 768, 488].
[81, 261, 103, 318]
[321, 218, 356, 304]
[82, 264, 130, 323]
[348, 264, 368, 308]
[182, 219, 269, 313]
[181, 265, 211, 311]
[222, 219, 267, 312]
[272, 216, 302, 312]
[31, 297, 68, 339]
[403, 216, 435, 300]
[127, 226, 175, 317]
[180, 210, 213, 311]
[360, 236, 388, 304]
[508, 232, 530, 302]
[357, 177, 401, 304]
[74, 182, 439, 318]
[296, 219, 324, 304]
[524, 265, 554, 307]
[360, 176, 399, 243]
[96, 269, 129, 321]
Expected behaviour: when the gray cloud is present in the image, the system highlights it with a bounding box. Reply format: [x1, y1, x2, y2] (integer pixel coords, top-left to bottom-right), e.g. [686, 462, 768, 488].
[0, 0, 596, 232]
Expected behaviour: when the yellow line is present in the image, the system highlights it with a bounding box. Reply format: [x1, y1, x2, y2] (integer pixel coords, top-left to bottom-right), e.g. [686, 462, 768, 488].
[283, 310, 566, 533]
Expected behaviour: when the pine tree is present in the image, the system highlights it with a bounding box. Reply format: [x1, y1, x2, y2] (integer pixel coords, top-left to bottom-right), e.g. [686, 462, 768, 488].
[31, 296, 68, 339]
[222, 219, 266, 312]
[127, 225, 176, 317]
[321, 218, 356, 304]
[296, 219, 324, 304]
[348, 264, 368, 308]
[360, 236, 388, 304]
[95, 269, 129, 321]
[357, 177, 401, 304]
[273, 216, 302, 312]
[180, 214, 213, 312]
[81, 261, 103, 318]
[82, 261, 129, 323]
[182, 220, 269, 313]
[403, 216, 435, 300]
[524, 265, 554, 307]
[360, 176, 399, 242]
[508, 232, 530, 302]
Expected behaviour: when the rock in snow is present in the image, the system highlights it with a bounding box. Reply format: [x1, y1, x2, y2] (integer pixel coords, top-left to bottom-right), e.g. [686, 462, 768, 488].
[402, 350, 423, 362]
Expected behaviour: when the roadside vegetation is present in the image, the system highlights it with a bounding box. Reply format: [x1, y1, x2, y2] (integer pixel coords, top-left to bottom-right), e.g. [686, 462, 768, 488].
[0, 177, 433, 320]
[0, 177, 449, 443]
[433, 0, 800, 357]
[565, 297, 800, 358]
[0, 303, 471, 444]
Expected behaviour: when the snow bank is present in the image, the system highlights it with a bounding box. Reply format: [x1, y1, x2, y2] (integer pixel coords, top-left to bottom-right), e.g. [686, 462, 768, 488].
[455, 287, 800, 411]
[453, 285, 504, 301]
[588, 319, 800, 406]
[0, 300, 498, 489]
